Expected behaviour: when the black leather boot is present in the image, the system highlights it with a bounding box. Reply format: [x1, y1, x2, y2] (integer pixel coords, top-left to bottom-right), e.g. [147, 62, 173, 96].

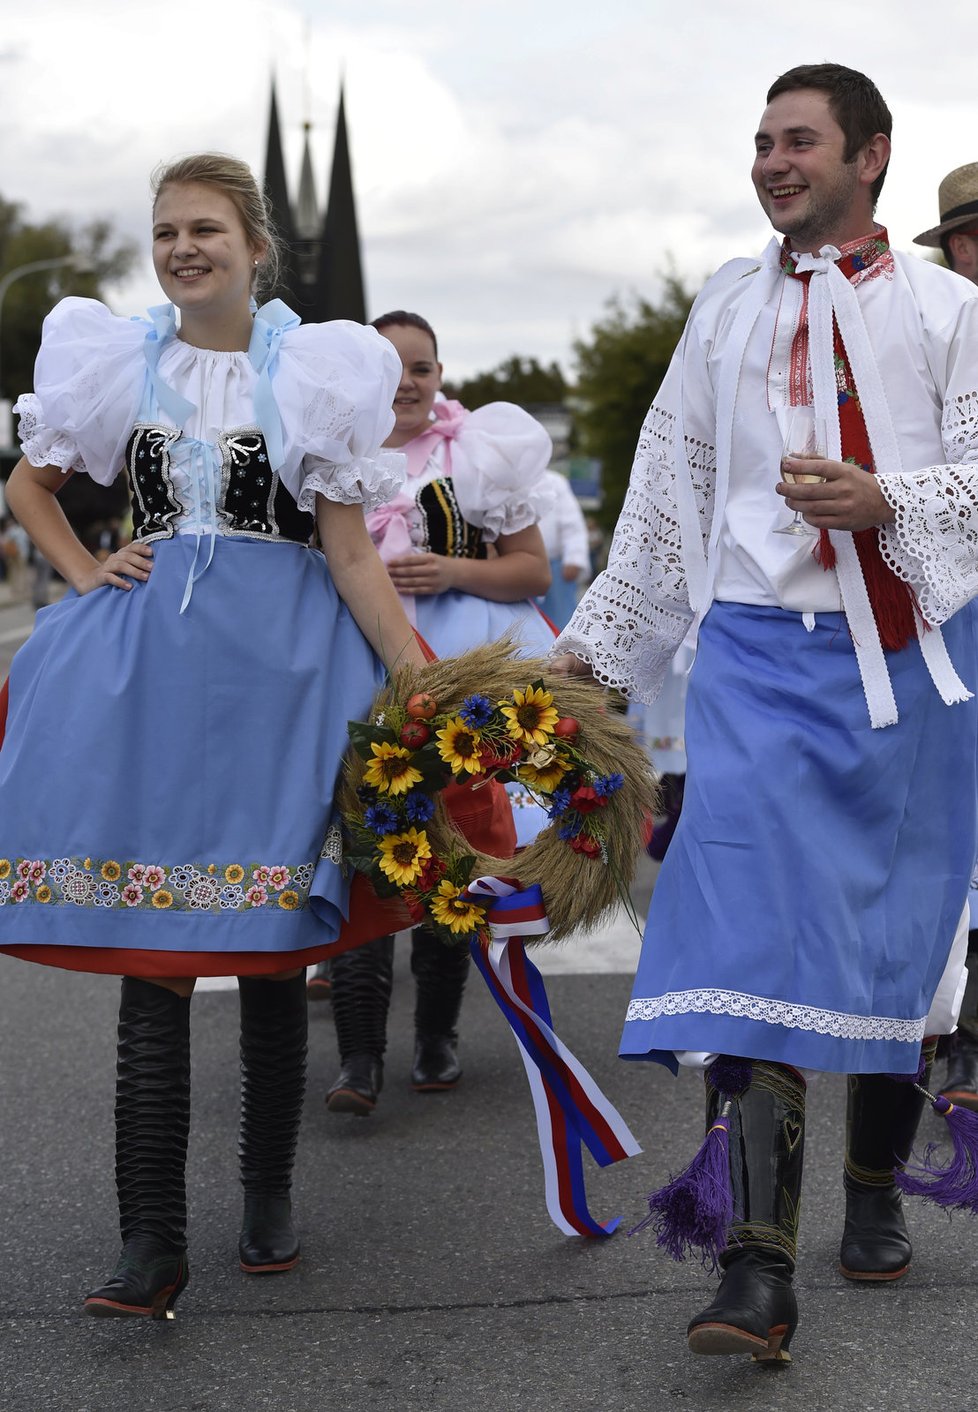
[325, 935, 394, 1115]
[238, 973, 307, 1274]
[839, 1041, 935, 1282]
[410, 926, 469, 1091]
[940, 1031, 978, 1112]
[687, 1061, 805, 1364]
[84, 978, 191, 1319]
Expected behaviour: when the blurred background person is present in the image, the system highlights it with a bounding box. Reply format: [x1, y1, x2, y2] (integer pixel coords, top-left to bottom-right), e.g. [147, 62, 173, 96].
[914, 160, 978, 1110]
[535, 467, 590, 629]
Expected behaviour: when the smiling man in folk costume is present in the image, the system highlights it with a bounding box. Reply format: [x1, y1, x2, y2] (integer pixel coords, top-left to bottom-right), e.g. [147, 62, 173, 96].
[554, 63, 978, 1362]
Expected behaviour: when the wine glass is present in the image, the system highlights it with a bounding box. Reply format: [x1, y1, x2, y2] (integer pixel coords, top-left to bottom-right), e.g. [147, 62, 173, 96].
[775, 407, 826, 537]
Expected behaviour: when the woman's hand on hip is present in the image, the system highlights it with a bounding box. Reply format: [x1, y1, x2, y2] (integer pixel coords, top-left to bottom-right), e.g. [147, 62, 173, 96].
[77, 542, 155, 595]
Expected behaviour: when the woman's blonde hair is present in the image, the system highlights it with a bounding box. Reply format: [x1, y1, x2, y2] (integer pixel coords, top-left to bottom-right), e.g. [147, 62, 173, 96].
[151, 153, 283, 298]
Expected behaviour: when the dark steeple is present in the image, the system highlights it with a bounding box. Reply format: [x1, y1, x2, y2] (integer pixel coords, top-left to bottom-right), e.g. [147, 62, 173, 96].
[314, 85, 367, 323]
[262, 81, 299, 306]
[261, 81, 366, 324]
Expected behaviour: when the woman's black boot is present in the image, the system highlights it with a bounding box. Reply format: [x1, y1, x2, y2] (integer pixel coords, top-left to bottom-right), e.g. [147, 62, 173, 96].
[237, 973, 307, 1274]
[325, 935, 394, 1115]
[84, 977, 191, 1320]
[687, 1060, 805, 1364]
[410, 926, 469, 1091]
[839, 1039, 936, 1282]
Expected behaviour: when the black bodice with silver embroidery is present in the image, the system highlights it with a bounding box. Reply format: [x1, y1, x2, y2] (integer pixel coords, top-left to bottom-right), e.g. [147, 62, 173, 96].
[126, 424, 315, 545]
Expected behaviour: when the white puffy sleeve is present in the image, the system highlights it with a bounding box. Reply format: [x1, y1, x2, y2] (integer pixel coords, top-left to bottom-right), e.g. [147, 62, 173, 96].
[552, 316, 717, 703]
[272, 321, 406, 513]
[877, 296, 978, 624]
[449, 402, 554, 540]
[13, 297, 148, 485]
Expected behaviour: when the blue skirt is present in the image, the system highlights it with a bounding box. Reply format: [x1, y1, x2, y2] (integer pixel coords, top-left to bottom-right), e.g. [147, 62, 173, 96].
[620, 602, 978, 1075]
[0, 536, 384, 967]
[414, 590, 556, 659]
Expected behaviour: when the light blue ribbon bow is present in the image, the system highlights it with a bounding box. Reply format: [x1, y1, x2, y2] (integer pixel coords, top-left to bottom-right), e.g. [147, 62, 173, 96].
[249, 300, 301, 472]
[141, 304, 196, 428]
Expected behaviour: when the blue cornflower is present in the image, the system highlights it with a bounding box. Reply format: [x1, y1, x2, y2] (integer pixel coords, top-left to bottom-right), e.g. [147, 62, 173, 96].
[594, 773, 624, 798]
[364, 803, 399, 836]
[460, 693, 493, 728]
[548, 786, 572, 819]
[404, 791, 436, 824]
[558, 816, 585, 840]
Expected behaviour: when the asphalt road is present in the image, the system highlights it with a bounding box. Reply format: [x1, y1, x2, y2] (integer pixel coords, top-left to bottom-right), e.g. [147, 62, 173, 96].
[3, 935, 978, 1412]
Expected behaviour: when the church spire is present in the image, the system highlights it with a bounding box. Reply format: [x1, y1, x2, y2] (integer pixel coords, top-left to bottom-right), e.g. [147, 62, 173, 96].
[262, 79, 298, 304]
[295, 122, 320, 241]
[315, 83, 367, 323]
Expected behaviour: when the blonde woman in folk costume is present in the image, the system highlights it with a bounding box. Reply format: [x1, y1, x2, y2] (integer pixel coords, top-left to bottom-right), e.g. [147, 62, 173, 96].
[0, 153, 425, 1318]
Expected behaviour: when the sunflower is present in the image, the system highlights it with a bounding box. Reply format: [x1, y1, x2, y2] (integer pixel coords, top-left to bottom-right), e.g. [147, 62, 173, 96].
[225, 864, 245, 884]
[0, 860, 9, 880]
[518, 753, 571, 792]
[429, 880, 487, 936]
[364, 741, 424, 796]
[377, 827, 432, 886]
[277, 890, 300, 911]
[101, 860, 122, 882]
[152, 889, 174, 910]
[500, 685, 559, 746]
[36, 885, 52, 903]
[435, 717, 484, 776]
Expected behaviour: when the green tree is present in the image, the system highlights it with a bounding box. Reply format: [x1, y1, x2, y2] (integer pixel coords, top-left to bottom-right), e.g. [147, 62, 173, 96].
[0, 195, 139, 403]
[573, 276, 697, 530]
[444, 355, 568, 411]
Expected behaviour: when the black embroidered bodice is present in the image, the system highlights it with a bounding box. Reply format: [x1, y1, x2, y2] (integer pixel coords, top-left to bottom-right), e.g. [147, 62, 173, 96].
[414, 476, 487, 560]
[126, 423, 315, 545]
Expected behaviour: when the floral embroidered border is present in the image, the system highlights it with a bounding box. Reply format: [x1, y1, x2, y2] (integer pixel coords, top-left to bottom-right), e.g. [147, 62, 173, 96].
[625, 987, 926, 1044]
[0, 856, 320, 914]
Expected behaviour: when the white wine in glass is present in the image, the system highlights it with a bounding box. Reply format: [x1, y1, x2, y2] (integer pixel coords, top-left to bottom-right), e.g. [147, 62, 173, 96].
[775, 407, 826, 537]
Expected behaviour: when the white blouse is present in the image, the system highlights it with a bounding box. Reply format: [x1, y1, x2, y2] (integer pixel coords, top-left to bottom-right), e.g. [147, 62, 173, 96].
[15, 297, 406, 531]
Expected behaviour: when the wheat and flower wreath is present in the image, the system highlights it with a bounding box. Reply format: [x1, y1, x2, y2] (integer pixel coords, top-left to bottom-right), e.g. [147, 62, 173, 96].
[340, 640, 658, 945]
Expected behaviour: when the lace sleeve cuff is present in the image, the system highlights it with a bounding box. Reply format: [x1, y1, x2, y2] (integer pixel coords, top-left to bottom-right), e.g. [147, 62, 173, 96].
[877, 467, 978, 623]
[552, 569, 693, 703]
[296, 449, 406, 516]
[13, 395, 84, 473]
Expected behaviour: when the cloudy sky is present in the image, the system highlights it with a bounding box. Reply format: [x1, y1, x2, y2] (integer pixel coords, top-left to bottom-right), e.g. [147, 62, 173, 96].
[3, 0, 978, 379]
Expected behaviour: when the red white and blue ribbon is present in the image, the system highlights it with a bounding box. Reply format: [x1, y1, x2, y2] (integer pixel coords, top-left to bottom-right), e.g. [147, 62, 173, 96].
[465, 876, 642, 1238]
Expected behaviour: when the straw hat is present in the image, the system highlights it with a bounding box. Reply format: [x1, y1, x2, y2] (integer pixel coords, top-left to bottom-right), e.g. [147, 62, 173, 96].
[914, 162, 978, 247]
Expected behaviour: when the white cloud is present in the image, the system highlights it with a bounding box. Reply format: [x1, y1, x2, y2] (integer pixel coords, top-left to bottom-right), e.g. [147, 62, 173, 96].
[4, 0, 978, 378]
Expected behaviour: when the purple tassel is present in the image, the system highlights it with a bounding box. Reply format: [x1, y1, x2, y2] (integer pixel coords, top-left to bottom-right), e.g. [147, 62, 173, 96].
[628, 1105, 735, 1269]
[706, 1056, 753, 1099]
[895, 1091, 978, 1213]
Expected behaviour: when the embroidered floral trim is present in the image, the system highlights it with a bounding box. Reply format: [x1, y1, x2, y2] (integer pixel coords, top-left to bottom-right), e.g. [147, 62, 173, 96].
[625, 987, 926, 1044]
[0, 856, 318, 914]
[319, 824, 344, 863]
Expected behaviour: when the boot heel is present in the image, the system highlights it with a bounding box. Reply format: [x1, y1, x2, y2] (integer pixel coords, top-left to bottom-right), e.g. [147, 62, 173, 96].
[153, 1259, 190, 1320]
[752, 1321, 794, 1365]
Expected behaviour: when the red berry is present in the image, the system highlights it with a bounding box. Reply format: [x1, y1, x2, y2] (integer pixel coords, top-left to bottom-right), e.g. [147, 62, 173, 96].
[553, 716, 580, 741]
